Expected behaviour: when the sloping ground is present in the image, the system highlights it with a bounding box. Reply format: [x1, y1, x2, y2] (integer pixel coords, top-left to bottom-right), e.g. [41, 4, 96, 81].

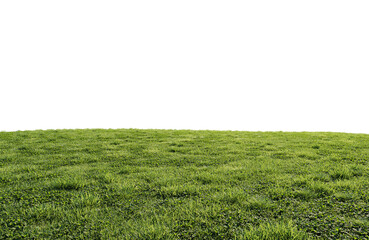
[0, 129, 368, 239]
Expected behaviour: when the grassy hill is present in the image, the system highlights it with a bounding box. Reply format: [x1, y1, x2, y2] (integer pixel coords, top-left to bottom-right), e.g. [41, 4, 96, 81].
[1, 129, 369, 239]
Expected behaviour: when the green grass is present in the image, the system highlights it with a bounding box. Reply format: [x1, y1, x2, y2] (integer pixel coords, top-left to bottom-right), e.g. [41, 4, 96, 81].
[1, 129, 369, 239]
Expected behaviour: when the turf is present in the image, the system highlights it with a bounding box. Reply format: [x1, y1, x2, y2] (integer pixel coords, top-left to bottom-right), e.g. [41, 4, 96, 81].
[0, 129, 369, 239]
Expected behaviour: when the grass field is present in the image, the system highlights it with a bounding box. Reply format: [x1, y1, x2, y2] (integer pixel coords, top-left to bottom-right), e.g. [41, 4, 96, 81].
[0, 129, 369, 239]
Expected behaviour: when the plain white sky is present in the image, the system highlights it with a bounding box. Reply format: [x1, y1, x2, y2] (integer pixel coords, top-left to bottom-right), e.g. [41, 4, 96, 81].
[1, 1, 368, 133]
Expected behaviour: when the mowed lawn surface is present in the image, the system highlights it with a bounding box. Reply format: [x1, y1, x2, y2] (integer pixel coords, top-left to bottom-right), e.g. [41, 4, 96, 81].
[0, 129, 369, 239]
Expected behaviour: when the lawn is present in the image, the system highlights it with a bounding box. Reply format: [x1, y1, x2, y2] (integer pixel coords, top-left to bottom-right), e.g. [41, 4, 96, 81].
[0, 129, 368, 239]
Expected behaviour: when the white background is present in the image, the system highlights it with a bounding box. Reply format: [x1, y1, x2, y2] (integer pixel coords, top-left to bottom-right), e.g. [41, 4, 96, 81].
[1, 1, 368, 133]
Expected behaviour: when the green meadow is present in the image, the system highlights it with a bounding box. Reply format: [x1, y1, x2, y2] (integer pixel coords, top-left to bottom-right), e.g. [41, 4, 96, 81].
[1, 129, 369, 239]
